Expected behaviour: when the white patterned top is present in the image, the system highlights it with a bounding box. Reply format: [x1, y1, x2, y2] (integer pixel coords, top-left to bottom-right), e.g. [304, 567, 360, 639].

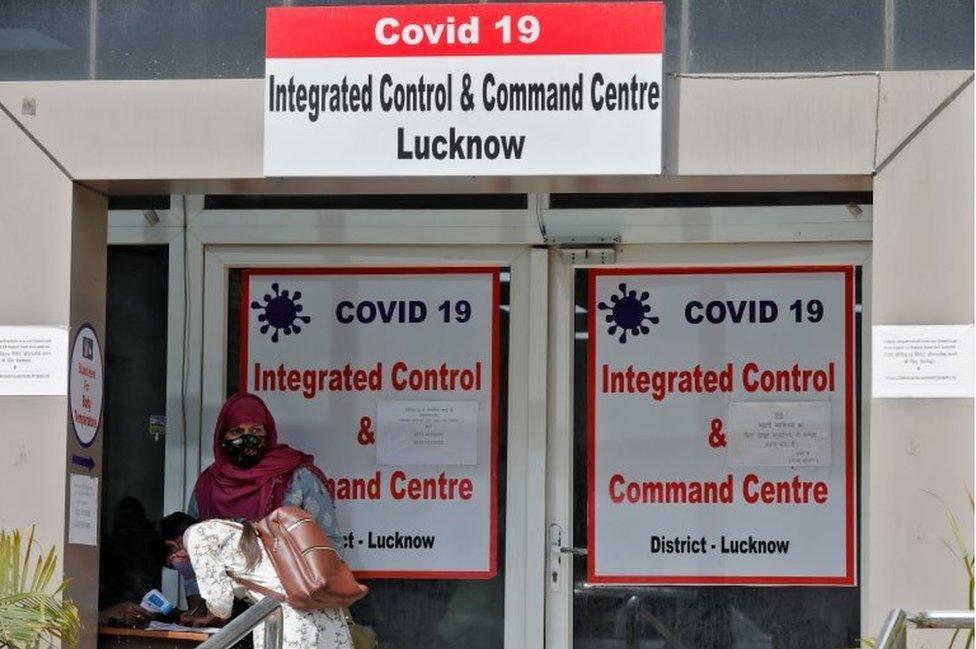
[184, 520, 352, 649]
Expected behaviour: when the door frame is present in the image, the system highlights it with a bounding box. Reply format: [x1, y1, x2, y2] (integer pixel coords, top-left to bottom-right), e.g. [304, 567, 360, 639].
[108, 196, 872, 648]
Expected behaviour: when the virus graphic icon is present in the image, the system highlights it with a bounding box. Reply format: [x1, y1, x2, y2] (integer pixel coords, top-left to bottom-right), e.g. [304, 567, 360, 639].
[598, 283, 659, 343]
[251, 283, 311, 343]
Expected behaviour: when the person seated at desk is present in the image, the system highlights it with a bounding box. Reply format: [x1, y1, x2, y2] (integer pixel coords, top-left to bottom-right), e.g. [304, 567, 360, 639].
[186, 392, 343, 546]
[159, 512, 230, 628]
[99, 512, 223, 629]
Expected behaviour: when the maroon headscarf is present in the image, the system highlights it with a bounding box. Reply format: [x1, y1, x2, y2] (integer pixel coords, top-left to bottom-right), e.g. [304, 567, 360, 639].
[193, 392, 327, 520]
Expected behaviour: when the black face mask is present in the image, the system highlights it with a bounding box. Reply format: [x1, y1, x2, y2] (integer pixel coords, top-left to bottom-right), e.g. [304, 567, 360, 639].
[222, 434, 267, 468]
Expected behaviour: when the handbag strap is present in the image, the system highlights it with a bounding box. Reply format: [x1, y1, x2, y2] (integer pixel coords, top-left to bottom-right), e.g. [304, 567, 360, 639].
[227, 570, 286, 602]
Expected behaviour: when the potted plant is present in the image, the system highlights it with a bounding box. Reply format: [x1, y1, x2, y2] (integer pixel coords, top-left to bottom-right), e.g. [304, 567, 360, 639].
[0, 526, 80, 648]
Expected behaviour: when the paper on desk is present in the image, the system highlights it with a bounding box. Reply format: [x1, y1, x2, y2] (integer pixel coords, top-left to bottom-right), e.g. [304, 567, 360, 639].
[146, 621, 222, 634]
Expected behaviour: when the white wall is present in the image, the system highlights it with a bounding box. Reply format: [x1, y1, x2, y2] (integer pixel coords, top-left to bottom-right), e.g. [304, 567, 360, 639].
[870, 83, 974, 632]
[0, 96, 107, 649]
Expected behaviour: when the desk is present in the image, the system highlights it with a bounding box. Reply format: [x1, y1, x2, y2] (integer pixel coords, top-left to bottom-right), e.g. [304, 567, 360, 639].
[98, 626, 209, 648]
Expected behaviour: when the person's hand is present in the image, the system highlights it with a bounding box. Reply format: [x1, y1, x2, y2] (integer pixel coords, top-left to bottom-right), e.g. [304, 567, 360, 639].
[99, 602, 154, 626]
[179, 610, 227, 628]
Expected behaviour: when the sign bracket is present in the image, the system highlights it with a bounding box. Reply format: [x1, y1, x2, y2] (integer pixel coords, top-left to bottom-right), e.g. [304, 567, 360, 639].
[553, 238, 618, 264]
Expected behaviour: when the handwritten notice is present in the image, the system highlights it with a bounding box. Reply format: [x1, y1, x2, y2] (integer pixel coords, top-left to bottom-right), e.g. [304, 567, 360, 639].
[68, 473, 98, 546]
[728, 401, 832, 467]
[873, 325, 974, 398]
[376, 401, 478, 466]
[0, 326, 68, 395]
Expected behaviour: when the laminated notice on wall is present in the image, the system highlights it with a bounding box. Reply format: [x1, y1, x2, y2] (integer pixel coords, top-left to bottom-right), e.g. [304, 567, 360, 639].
[0, 326, 68, 396]
[377, 401, 478, 466]
[68, 473, 98, 546]
[728, 401, 831, 468]
[872, 325, 974, 398]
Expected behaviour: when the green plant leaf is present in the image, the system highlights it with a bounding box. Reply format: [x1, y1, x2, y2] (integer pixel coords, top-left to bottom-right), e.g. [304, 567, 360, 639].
[0, 526, 80, 649]
[924, 491, 975, 605]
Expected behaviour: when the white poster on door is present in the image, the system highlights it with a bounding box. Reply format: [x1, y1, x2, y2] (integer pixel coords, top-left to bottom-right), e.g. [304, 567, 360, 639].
[376, 400, 479, 467]
[243, 268, 498, 578]
[727, 401, 832, 468]
[589, 267, 855, 585]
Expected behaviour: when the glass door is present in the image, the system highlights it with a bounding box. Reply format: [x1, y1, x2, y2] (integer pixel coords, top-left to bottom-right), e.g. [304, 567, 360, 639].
[547, 243, 870, 649]
[199, 244, 549, 649]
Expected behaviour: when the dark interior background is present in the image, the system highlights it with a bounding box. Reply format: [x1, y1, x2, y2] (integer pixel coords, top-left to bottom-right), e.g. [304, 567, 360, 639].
[99, 245, 169, 610]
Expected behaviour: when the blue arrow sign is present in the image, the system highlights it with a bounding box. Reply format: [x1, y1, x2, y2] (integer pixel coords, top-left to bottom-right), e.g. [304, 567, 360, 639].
[71, 454, 95, 471]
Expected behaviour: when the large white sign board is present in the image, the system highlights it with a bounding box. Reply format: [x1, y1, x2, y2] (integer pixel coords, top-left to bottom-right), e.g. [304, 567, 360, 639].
[244, 269, 498, 578]
[589, 267, 855, 585]
[872, 325, 974, 398]
[264, 3, 663, 176]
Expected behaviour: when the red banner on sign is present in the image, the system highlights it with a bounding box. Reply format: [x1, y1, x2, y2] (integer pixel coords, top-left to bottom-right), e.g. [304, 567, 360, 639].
[266, 2, 663, 58]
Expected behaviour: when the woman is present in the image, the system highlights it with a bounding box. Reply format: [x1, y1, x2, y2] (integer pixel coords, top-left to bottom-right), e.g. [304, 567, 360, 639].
[187, 392, 343, 547]
[184, 519, 351, 648]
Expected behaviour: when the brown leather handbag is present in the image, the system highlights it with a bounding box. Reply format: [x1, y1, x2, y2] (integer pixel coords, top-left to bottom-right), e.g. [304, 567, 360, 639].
[233, 506, 369, 610]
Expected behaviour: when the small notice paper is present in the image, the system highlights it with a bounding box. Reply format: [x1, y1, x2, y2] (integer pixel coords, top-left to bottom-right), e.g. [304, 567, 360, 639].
[728, 401, 832, 467]
[0, 326, 69, 395]
[68, 473, 98, 546]
[873, 325, 974, 398]
[376, 401, 478, 466]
